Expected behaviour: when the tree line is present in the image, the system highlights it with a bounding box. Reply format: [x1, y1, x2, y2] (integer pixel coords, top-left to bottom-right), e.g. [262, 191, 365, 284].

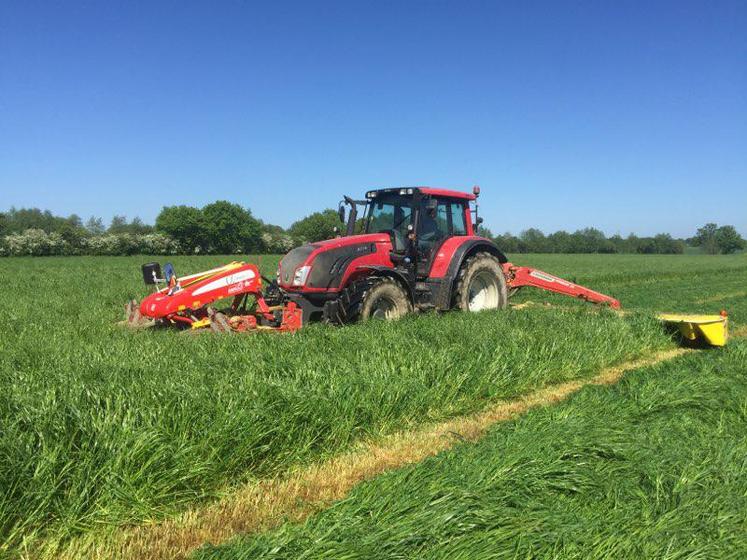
[0, 203, 743, 256]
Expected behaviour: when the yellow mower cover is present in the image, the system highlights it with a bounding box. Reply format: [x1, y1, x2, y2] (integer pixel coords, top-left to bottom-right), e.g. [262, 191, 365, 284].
[657, 313, 729, 347]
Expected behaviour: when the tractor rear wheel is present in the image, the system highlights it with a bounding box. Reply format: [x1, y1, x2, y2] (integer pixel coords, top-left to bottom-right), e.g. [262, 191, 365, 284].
[330, 276, 412, 324]
[453, 252, 508, 312]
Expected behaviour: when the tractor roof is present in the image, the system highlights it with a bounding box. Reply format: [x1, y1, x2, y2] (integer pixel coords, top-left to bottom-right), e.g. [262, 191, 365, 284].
[365, 186, 476, 201]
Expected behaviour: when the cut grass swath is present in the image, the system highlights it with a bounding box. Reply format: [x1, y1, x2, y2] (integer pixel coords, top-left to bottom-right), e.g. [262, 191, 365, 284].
[194, 340, 747, 560]
[58, 348, 687, 560]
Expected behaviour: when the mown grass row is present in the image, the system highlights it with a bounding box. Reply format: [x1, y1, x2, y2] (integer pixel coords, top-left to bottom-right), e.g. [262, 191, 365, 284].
[0, 255, 682, 556]
[195, 339, 747, 559]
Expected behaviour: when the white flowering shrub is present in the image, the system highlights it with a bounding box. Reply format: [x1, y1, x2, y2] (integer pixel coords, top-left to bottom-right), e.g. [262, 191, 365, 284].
[261, 232, 297, 254]
[139, 233, 181, 255]
[0, 230, 183, 256]
[83, 235, 124, 256]
[2, 229, 69, 256]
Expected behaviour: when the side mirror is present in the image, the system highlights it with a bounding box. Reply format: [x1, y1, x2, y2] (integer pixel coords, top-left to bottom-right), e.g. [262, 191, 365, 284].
[338, 205, 346, 224]
[475, 216, 483, 232]
[425, 198, 438, 218]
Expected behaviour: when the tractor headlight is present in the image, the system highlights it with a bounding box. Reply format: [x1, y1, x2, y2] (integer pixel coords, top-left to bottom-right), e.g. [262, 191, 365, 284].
[292, 265, 311, 286]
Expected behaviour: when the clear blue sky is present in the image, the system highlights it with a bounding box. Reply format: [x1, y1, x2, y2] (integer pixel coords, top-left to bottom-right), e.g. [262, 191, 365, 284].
[1, 0, 745, 237]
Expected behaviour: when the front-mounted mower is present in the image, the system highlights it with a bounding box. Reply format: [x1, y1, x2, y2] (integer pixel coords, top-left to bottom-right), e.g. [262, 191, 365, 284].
[124, 185, 727, 345]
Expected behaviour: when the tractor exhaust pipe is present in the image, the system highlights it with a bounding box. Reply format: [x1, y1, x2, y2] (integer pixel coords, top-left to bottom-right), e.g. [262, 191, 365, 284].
[339, 196, 366, 237]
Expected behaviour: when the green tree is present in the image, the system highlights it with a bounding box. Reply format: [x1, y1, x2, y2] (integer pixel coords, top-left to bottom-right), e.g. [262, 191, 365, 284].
[155, 205, 208, 253]
[259, 220, 285, 235]
[108, 215, 153, 235]
[109, 215, 129, 233]
[85, 216, 105, 235]
[202, 200, 262, 253]
[652, 233, 685, 254]
[66, 214, 83, 229]
[4, 207, 61, 232]
[714, 225, 745, 254]
[568, 228, 606, 253]
[547, 230, 572, 253]
[608, 234, 626, 253]
[519, 228, 548, 253]
[636, 237, 657, 254]
[289, 209, 341, 243]
[622, 233, 640, 253]
[57, 216, 88, 250]
[128, 217, 154, 235]
[493, 232, 521, 253]
[693, 223, 719, 254]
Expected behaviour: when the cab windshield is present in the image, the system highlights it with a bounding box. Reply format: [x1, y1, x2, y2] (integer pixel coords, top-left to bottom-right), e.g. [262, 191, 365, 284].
[364, 195, 413, 236]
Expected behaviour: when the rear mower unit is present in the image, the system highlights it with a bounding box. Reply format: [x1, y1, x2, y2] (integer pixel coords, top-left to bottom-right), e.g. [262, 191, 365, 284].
[126, 185, 627, 334]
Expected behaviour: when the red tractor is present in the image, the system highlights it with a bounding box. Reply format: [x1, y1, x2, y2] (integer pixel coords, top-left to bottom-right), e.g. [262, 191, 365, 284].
[280, 186, 508, 323]
[127, 186, 619, 332]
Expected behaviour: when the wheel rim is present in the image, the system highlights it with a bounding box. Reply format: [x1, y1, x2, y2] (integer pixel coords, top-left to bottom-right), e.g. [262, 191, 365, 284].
[468, 271, 499, 311]
[370, 296, 396, 319]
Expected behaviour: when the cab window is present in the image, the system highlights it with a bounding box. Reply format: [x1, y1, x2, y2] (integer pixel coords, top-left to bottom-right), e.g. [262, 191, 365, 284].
[450, 202, 467, 235]
[366, 196, 412, 237]
[418, 200, 449, 244]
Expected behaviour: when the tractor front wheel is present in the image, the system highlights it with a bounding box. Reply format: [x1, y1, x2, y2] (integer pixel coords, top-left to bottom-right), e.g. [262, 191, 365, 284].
[453, 252, 508, 312]
[360, 277, 412, 321]
[330, 276, 412, 324]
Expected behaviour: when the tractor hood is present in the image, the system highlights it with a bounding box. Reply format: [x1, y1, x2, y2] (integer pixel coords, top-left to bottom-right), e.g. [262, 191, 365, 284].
[278, 233, 391, 289]
[310, 232, 390, 250]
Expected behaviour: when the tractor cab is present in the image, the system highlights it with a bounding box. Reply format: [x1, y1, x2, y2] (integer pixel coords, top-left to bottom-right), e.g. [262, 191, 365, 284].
[339, 186, 481, 278]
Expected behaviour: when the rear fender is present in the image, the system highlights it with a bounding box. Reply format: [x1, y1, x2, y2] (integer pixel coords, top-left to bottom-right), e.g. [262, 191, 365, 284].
[431, 238, 507, 310]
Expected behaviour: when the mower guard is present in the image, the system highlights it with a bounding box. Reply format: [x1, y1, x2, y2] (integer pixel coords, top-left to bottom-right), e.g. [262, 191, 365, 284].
[657, 312, 729, 347]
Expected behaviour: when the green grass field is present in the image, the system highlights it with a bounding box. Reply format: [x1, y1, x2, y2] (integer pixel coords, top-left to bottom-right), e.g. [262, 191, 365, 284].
[0, 253, 745, 557]
[196, 339, 747, 559]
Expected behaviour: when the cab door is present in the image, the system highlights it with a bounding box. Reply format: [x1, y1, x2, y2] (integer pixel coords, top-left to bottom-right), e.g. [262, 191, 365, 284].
[416, 198, 467, 276]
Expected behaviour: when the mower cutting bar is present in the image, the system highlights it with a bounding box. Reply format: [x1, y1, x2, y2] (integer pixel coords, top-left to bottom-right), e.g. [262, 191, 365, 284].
[502, 263, 621, 309]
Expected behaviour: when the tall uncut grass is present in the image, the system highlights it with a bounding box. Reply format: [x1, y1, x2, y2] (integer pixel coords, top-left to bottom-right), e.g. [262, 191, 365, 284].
[196, 340, 747, 559]
[0, 254, 744, 555]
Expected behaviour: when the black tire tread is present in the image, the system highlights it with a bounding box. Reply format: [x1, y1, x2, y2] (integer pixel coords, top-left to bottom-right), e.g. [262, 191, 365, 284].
[329, 276, 410, 324]
[326, 278, 374, 325]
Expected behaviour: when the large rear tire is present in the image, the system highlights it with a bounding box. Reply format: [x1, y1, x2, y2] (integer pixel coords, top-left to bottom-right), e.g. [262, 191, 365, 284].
[453, 252, 508, 312]
[330, 276, 412, 324]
